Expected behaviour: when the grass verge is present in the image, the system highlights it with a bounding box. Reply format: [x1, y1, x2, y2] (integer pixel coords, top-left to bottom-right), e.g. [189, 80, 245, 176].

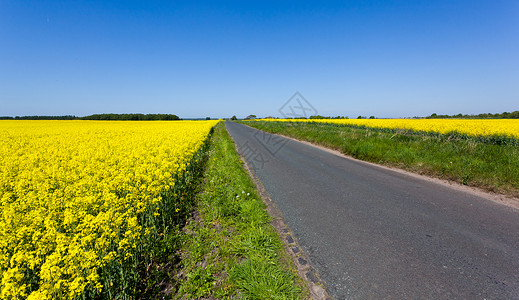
[240, 121, 519, 198]
[172, 122, 304, 299]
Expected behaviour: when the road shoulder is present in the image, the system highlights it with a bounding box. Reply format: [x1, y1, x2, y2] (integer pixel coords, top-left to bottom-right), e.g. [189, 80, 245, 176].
[226, 121, 330, 300]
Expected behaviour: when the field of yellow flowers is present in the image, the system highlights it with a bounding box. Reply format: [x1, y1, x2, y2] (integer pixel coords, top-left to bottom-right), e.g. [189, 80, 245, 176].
[260, 118, 519, 143]
[0, 120, 219, 299]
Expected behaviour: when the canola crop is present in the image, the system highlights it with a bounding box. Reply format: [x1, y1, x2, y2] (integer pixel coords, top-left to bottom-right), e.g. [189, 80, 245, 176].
[0, 120, 219, 299]
[256, 118, 519, 140]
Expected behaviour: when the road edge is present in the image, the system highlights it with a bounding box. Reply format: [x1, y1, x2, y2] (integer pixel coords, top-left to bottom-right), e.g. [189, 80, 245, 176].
[225, 122, 330, 300]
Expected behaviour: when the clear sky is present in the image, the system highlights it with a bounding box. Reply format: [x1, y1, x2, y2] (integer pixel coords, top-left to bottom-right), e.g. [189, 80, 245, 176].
[1, 1, 518, 118]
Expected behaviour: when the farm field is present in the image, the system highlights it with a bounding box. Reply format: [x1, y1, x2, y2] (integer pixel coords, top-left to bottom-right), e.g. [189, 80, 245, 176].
[4, 117, 517, 298]
[0, 120, 303, 299]
[0, 120, 219, 298]
[242, 119, 519, 197]
[257, 118, 519, 144]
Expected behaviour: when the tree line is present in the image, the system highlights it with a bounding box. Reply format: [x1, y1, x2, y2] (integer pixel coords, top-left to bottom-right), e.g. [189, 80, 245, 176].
[0, 114, 181, 120]
[0, 115, 78, 120]
[426, 111, 519, 119]
[82, 113, 180, 120]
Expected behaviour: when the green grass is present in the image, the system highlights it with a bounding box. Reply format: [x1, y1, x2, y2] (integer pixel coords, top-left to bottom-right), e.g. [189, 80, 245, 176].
[240, 121, 519, 197]
[172, 122, 304, 299]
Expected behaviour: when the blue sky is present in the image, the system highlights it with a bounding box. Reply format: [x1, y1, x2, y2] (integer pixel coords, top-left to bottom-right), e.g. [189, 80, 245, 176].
[1, 1, 518, 118]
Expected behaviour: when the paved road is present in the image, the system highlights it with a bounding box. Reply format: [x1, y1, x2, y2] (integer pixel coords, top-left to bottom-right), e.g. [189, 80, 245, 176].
[225, 121, 519, 299]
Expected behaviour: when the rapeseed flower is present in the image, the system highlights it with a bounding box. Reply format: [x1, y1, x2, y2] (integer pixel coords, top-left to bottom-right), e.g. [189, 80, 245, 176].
[0, 120, 218, 298]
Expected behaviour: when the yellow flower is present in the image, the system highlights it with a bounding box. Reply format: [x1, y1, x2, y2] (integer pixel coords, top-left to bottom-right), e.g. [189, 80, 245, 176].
[256, 118, 519, 139]
[0, 120, 219, 298]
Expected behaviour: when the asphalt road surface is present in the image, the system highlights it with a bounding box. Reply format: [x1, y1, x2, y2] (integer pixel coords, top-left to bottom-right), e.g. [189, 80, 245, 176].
[225, 121, 519, 299]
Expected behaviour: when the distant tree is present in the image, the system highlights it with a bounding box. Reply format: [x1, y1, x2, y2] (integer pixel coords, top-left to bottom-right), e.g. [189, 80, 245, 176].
[426, 111, 519, 119]
[14, 115, 78, 120]
[369, 116, 375, 119]
[357, 116, 363, 119]
[309, 115, 328, 119]
[231, 115, 237, 120]
[244, 114, 257, 120]
[82, 113, 180, 120]
[206, 117, 211, 120]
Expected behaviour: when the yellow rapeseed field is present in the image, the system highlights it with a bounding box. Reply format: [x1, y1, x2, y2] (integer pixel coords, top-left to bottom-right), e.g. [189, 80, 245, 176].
[257, 118, 519, 139]
[0, 120, 219, 299]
